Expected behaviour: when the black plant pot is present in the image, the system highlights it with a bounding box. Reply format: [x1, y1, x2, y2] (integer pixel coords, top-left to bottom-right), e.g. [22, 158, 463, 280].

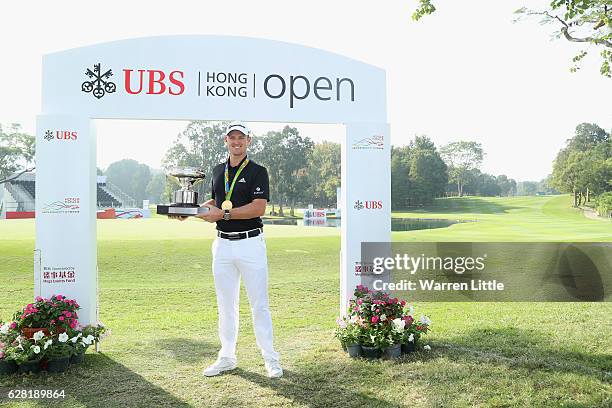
[384, 343, 402, 360]
[0, 360, 18, 375]
[47, 357, 70, 373]
[401, 342, 416, 354]
[346, 344, 362, 358]
[17, 360, 41, 374]
[70, 351, 85, 364]
[361, 346, 382, 359]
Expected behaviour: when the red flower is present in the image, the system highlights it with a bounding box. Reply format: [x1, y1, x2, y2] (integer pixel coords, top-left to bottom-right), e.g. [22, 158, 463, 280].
[400, 300, 406, 306]
[416, 325, 423, 331]
[58, 316, 65, 322]
[371, 316, 380, 323]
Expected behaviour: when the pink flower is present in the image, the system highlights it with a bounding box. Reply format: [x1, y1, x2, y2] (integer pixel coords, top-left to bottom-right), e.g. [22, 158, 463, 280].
[357, 299, 363, 305]
[0, 342, 5, 349]
[69, 321, 77, 329]
[400, 300, 406, 306]
[371, 316, 380, 324]
[58, 316, 65, 321]
[65, 312, 72, 318]
[51, 319, 56, 325]
[56, 295, 63, 300]
[35, 296, 43, 302]
[376, 309, 380, 313]
[9, 322, 16, 329]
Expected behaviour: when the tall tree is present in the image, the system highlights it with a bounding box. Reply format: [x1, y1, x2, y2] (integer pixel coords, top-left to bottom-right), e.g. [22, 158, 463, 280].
[162, 121, 229, 200]
[307, 142, 341, 207]
[258, 127, 314, 215]
[551, 122, 611, 205]
[440, 141, 484, 197]
[0, 123, 35, 182]
[105, 159, 152, 206]
[412, 0, 612, 77]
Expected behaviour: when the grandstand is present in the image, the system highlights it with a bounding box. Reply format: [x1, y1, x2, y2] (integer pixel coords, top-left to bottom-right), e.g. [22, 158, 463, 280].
[1, 172, 136, 218]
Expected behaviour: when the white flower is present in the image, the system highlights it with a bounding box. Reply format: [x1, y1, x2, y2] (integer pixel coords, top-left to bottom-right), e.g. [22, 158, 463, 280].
[43, 339, 53, 350]
[336, 318, 347, 329]
[392, 318, 405, 332]
[380, 314, 387, 322]
[33, 330, 45, 342]
[85, 335, 95, 343]
[80, 341, 87, 347]
[349, 315, 358, 324]
[408, 333, 415, 343]
[33, 345, 41, 354]
[70, 336, 79, 343]
[421, 315, 432, 325]
[58, 332, 69, 343]
[424, 344, 431, 351]
[0, 323, 9, 334]
[82, 336, 92, 345]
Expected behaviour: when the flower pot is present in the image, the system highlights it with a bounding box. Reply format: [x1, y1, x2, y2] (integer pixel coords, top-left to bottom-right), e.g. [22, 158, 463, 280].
[346, 344, 362, 358]
[17, 360, 41, 374]
[70, 351, 85, 364]
[47, 357, 70, 373]
[384, 343, 401, 360]
[401, 342, 416, 354]
[21, 327, 66, 339]
[0, 360, 18, 375]
[361, 346, 382, 359]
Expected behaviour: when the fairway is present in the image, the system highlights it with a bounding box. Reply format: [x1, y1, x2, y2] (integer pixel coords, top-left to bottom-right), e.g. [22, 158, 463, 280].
[393, 195, 612, 242]
[0, 197, 610, 407]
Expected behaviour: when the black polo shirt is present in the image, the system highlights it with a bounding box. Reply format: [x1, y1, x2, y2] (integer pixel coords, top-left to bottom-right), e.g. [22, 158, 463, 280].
[211, 156, 269, 232]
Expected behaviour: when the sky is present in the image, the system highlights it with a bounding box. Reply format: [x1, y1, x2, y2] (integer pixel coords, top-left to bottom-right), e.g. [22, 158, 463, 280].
[0, 0, 610, 181]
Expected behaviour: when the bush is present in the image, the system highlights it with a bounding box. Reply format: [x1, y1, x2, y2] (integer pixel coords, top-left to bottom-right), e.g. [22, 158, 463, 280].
[595, 192, 612, 217]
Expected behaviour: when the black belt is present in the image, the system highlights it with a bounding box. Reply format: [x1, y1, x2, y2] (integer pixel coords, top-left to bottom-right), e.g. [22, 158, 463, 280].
[217, 228, 263, 240]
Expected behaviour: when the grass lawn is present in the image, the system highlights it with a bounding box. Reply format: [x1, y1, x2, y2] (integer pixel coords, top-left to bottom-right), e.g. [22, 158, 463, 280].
[0, 196, 610, 407]
[393, 195, 612, 241]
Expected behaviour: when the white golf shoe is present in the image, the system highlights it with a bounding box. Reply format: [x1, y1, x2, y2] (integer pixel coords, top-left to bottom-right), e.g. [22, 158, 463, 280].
[265, 359, 283, 378]
[202, 357, 237, 377]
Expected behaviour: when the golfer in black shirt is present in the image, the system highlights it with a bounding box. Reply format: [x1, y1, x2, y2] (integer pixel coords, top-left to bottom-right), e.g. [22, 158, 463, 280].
[197, 121, 282, 378]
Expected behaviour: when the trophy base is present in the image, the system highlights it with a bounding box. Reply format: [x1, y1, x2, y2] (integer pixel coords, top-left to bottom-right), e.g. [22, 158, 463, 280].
[157, 204, 210, 216]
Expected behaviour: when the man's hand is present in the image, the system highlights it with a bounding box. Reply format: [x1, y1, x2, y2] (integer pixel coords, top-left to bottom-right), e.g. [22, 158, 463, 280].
[168, 215, 188, 221]
[196, 203, 223, 223]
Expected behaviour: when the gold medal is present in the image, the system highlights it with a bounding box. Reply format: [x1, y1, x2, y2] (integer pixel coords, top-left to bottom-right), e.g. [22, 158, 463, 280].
[221, 200, 233, 210]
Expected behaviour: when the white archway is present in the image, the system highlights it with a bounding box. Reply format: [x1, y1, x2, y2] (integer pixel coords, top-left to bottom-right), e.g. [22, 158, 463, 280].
[35, 36, 390, 324]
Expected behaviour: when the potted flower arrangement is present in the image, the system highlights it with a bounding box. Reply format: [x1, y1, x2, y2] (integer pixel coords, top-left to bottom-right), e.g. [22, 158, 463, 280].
[335, 316, 361, 357]
[13, 331, 47, 374]
[44, 332, 73, 373]
[13, 295, 80, 339]
[67, 324, 105, 364]
[335, 285, 432, 360]
[0, 321, 19, 375]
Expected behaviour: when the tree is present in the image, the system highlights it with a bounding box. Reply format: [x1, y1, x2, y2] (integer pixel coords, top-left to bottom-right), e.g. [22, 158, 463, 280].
[258, 127, 314, 216]
[496, 175, 517, 196]
[517, 181, 540, 196]
[307, 142, 341, 207]
[104, 159, 152, 206]
[391, 146, 411, 209]
[440, 141, 484, 197]
[551, 122, 611, 206]
[162, 121, 229, 200]
[0, 123, 35, 182]
[412, 0, 612, 77]
[146, 172, 167, 204]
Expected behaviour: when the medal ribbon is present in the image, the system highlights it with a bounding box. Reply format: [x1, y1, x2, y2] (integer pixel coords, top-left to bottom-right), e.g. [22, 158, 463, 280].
[224, 158, 250, 201]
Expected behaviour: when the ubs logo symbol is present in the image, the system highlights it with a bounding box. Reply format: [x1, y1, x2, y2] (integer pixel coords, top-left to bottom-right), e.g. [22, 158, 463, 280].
[44, 130, 54, 141]
[82, 63, 117, 99]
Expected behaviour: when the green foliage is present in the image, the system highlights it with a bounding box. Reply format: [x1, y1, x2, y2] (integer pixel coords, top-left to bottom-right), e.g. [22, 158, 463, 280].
[415, 1, 612, 77]
[307, 142, 340, 207]
[145, 172, 167, 204]
[0, 123, 35, 181]
[551, 123, 611, 206]
[594, 191, 612, 216]
[440, 141, 484, 197]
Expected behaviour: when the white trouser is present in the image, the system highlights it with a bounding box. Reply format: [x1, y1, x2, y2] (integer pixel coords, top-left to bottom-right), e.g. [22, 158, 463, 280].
[211, 233, 280, 362]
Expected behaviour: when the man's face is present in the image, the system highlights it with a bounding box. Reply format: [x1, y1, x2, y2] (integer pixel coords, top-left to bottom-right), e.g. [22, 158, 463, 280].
[225, 130, 251, 156]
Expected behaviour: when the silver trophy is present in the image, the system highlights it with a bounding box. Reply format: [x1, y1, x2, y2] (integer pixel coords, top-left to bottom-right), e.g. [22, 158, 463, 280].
[157, 167, 210, 217]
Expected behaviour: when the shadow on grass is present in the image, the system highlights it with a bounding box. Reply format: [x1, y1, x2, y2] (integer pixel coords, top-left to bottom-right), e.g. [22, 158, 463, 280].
[432, 326, 611, 379]
[232, 367, 397, 408]
[154, 338, 218, 363]
[0, 353, 192, 408]
[402, 197, 523, 215]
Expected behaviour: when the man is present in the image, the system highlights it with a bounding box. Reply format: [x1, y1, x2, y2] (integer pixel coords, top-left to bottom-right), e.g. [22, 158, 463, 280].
[197, 121, 282, 378]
